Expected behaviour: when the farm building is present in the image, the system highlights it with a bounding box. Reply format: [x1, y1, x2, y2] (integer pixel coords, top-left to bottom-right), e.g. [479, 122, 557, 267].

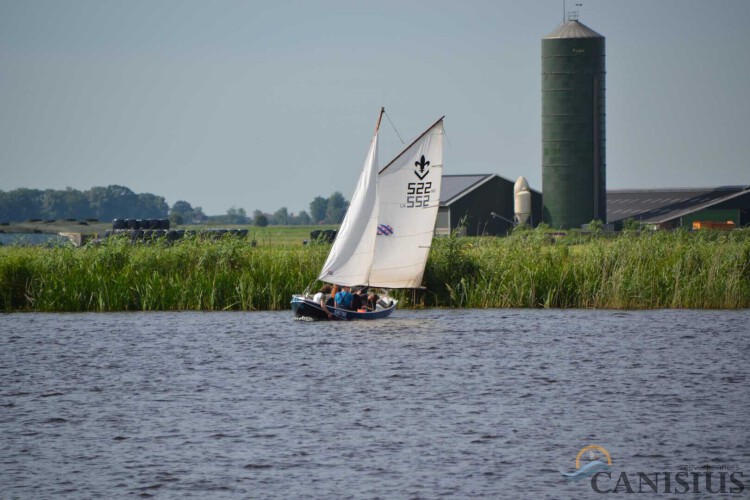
[435, 176, 750, 234]
[436, 174, 543, 236]
[607, 185, 750, 230]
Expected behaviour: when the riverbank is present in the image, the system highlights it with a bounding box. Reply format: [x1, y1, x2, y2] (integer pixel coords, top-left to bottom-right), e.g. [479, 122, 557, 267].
[1, 229, 748, 311]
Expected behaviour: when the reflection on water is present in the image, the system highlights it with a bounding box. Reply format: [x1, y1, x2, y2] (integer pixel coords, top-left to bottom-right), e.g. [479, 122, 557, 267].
[1, 309, 749, 498]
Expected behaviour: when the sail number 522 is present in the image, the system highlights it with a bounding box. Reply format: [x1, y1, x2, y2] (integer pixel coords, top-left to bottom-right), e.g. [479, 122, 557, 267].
[406, 182, 432, 208]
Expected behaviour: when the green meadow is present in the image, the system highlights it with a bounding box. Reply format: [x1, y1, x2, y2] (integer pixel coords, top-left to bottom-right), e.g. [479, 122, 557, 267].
[2, 221, 337, 246]
[1, 227, 749, 311]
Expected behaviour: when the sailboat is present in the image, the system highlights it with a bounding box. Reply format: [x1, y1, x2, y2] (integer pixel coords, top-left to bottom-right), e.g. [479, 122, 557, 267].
[291, 108, 444, 320]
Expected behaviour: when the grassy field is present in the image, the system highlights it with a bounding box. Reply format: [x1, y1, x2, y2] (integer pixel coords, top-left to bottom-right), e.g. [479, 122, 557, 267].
[1, 221, 337, 247]
[181, 224, 339, 246]
[1, 220, 112, 236]
[1, 227, 748, 311]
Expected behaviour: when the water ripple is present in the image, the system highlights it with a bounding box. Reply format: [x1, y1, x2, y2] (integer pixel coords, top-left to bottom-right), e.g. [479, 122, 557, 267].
[1, 309, 749, 498]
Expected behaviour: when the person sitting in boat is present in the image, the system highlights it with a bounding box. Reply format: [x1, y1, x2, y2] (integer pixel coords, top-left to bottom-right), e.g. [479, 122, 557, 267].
[334, 285, 354, 310]
[363, 292, 379, 311]
[313, 284, 333, 318]
[326, 284, 339, 307]
[353, 289, 376, 312]
[313, 284, 332, 305]
[351, 289, 363, 311]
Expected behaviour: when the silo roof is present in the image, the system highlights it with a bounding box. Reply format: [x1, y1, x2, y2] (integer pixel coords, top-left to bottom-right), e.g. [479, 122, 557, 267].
[544, 20, 604, 39]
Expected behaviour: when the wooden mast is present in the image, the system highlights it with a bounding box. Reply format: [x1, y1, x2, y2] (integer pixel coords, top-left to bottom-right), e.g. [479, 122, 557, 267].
[375, 106, 385, 134]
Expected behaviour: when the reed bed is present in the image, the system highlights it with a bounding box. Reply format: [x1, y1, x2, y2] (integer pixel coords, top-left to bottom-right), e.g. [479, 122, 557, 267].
[413, 228, 750, 309]
[1, 229, 748, 311]
[0, 237, 327, 312]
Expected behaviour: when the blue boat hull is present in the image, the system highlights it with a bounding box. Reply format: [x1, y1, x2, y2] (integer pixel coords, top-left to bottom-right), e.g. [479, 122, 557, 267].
[291, 295, 396, 320]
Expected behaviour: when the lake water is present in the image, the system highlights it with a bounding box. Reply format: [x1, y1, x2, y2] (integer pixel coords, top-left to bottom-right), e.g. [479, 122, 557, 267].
[0, 232, 71, 246]
[1, 309, 748, 499]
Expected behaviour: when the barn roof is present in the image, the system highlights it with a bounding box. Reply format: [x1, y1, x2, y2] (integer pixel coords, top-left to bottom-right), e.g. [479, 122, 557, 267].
[440, 174, 496, 206]
[606, 186, 750, 224]
[440, 174, 541, 207]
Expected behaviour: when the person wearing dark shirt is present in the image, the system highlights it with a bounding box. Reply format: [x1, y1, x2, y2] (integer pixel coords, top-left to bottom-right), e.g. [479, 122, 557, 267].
[351, 291, 363, 311]
[363, 292, 379, 311]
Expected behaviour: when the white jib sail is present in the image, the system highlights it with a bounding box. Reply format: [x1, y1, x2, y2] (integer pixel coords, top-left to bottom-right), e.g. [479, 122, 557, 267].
[317, 130, 380, 286]
[369, 118, 444, 289]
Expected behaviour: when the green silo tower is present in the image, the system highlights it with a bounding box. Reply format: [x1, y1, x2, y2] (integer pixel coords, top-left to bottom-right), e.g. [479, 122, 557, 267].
[542, 18, 606, 229]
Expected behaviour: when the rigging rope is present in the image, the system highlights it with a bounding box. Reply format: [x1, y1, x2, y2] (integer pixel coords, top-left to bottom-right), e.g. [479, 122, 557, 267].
[383, 109, 405, 144]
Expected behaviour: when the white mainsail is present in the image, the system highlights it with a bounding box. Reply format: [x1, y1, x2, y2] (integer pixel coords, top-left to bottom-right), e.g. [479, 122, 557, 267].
[317, 112, 444, 290]
[317, 117, 380, 286]
[369, 118, 444, 288]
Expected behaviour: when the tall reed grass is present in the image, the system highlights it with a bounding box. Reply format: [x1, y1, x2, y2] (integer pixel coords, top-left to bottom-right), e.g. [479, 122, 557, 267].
[0, 236, 327, 312]
[411, 228, 750, 309]
[1, 229, 748, 311]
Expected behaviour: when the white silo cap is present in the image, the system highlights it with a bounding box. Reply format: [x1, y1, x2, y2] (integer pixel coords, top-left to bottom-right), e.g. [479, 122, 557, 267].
[514, 176, 530, 196]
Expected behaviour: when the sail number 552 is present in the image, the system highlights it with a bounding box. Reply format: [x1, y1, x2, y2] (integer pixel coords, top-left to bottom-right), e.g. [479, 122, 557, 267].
[406, 182, 432, 208]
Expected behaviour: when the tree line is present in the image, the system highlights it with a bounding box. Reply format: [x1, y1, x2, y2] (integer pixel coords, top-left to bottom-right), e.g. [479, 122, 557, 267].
[0, 186, 168, 222]
[0, 185, 348, 226]
[172, 192, 349, 226]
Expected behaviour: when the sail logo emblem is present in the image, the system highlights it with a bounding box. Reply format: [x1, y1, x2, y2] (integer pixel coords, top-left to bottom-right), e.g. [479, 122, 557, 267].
[560, 445, 612, 481]
[414, 155, 430, 180]
[377, 224, 394, 236]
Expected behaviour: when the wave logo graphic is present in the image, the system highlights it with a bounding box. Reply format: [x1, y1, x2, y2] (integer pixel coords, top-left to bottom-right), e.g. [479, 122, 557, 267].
[560, 445, 612, 481]
[377, 224, 394, 236]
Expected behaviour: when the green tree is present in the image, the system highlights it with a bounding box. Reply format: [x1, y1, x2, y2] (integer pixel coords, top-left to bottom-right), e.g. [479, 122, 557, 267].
[1, 185, 168, 222]
[170, 200, 195, 224]
[226, 206, 249, 224]
[295, 210, 312, 225]
[309, 196, 327, 224]
[254, 213, 269, 227]
[62, 187, 89, 219]
[325, 191, 348, 224]
[0, 188, 44, 221]
[136, 193, 169, 219]
[87, 185, 138, 221]
[192, 206, 207, 222]
[41, 189, 72, 219]
[273, 207, 289, 225]
[169, 212, 184, 225]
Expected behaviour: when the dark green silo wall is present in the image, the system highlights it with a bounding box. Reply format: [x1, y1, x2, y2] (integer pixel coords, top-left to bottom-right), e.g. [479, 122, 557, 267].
[542, 35, 606, 229]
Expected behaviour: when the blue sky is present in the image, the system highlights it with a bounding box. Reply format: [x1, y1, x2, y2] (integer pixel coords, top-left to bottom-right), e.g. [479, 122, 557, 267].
[1, 0, 748, 215]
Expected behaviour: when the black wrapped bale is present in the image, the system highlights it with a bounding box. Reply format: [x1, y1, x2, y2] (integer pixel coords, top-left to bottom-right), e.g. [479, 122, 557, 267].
[323, 229, 337, 243]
